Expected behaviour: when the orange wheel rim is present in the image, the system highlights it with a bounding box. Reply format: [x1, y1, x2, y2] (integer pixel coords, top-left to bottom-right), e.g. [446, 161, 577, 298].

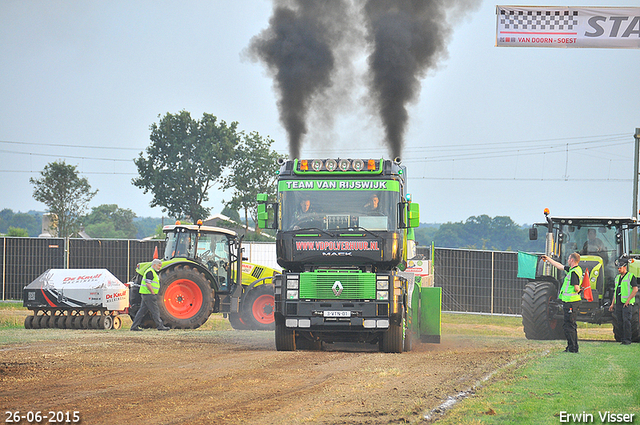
[164, 279, 203, 319]
[251, 294, 275, 324]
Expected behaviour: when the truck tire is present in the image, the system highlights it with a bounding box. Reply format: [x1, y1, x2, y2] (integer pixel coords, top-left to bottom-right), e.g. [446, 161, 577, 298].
[158, 265, 214, 329]
[241, 284, 275, 331]
[275, 315, 295, 351]
[522, 280, 564, 340]
[380, 312, 405, 353]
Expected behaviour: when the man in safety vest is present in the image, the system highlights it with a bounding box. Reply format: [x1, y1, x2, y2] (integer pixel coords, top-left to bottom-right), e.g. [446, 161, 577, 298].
[131, 258, 170, 331]
[542, 252, 582, 353]
[608, 257, 638, 345]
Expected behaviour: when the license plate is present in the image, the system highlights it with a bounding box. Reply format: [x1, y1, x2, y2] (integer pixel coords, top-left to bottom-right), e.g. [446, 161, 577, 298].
[323, 311, 351, 318]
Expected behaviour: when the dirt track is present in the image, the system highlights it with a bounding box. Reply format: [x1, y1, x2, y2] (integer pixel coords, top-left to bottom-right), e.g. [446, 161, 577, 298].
[0, 312, 539, 425]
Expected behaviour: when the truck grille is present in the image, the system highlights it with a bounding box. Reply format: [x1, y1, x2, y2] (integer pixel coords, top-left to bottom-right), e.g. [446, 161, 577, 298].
[299, 270, 376, 300]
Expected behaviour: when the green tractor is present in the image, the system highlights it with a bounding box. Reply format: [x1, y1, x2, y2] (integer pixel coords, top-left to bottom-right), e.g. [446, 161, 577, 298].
[523, 209, 640, 342]
[129, 222, 279, 330]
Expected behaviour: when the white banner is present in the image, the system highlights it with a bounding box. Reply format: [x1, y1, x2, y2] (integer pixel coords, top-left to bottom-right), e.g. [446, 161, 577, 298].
[496, 6, 640, 48]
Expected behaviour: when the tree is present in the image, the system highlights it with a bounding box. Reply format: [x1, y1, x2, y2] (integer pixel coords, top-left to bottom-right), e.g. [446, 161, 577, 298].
[7, 226, 29, 237]
[30, 161, 97, 237]
[83, 204, 137, 239]
[223, 131, 283, 232]
[133, 111, 239, 221]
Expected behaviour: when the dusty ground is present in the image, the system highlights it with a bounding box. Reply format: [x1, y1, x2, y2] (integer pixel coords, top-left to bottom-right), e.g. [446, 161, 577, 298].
[2, 311, 605, 425]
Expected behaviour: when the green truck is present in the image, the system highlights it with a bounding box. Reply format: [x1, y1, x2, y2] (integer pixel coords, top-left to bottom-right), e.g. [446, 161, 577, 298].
[258, 158, 441, 352]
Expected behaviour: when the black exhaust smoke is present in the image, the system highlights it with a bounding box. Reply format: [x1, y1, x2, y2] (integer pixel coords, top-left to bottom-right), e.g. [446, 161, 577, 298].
[248, 0, 354, 159]
[250, 0, 479, 159]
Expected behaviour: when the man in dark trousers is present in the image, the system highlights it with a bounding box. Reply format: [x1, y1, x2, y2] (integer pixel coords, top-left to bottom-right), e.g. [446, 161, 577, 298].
[131, 258, 170, 331]
[609, 257, 638, 345]
[542, 252, 582, 353]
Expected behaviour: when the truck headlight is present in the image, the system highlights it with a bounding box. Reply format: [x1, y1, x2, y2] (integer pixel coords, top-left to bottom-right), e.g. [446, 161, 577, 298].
[287, 290, 299, 300]
[286, 277, 299, 289]
[376, 277, 389, 290]
[377, 291, 389, 301]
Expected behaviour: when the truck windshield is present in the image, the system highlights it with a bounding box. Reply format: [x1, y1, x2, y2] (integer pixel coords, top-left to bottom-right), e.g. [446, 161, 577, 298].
[281, 189, 398, 232]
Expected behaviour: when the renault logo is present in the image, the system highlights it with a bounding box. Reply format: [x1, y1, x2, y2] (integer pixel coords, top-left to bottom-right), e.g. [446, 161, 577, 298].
[332, 281, 343, 297]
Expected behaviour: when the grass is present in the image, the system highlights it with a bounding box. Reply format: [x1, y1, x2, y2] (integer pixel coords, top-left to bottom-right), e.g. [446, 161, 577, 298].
[437, 340, 640, 425]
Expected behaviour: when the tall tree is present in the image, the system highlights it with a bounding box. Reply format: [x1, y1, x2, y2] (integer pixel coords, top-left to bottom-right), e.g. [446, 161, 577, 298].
[223, 131, 283, 232]
[30, 161, 97, 237]
[83, 204, 137, 239]
[133, 111, 239, 221]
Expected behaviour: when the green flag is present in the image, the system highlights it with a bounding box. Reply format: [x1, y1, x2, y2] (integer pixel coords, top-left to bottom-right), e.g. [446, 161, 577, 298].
[517, 252, 538, 279]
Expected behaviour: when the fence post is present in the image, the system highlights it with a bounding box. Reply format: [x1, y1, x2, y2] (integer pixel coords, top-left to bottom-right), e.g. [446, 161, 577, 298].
[491, 251, 495, 315]
[2, 237, 5, 301]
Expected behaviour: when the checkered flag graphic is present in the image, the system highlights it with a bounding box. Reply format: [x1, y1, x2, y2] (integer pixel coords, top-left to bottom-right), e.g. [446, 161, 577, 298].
[500, 9, 579, 30]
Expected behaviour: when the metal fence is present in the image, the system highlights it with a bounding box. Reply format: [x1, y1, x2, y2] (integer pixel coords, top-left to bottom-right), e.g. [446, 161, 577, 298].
[2, 238, 531, 314]
[416, 246, 530, 315]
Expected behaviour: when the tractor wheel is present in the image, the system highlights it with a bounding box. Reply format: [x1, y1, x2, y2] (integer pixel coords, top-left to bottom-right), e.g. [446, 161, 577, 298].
[158, 265, 213, 329]
[228, 313, 249, 330]
[275, 315, 295, 351]
[380, 312, 405, 353]
[522, 280, 564, 340]
[24, 315, 34, 329]
[241, 284, 275, 330]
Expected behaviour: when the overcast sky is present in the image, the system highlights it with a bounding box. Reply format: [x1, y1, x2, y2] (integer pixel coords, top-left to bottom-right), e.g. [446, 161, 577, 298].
[1, 0, 639, 226]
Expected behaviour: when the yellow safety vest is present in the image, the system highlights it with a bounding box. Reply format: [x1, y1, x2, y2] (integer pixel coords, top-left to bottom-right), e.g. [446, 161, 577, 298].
[614, 272, 636, 305]
[139, 267, 160, 295]
[559, 266, 582, 302]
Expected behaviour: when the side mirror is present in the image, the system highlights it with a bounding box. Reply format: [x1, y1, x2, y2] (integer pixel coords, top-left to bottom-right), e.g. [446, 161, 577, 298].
[257, 193, 277, 230]
[408, 203, 420, 228]
[529, 227, 538, 241]
[398, 201, 420, 229]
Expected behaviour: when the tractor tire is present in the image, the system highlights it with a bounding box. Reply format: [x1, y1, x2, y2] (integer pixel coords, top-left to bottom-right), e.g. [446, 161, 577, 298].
[522, 280, 564, 340]
[380, 312, 405, 353]
[611, 304, 640, 342]
[240, 284, 275, 330]
[158, 265, 214, 329]
[275, 315, 295, 351]
[228, 313, 250, 330]
[24, 315, 34, 329]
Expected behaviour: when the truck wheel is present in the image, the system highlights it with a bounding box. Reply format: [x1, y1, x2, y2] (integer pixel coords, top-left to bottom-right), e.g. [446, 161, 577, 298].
[380, 312, 405, 353]
[522, 280, 564, 340]
[403, 316, 413, 352]
[228, 313, 249, 330]
[241, 284, 275, 330]
[158, 265, 213, 329]
[275, 315, 295, 351]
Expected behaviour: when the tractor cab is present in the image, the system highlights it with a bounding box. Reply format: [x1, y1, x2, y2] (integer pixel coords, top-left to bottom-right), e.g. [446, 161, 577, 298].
[162, 223, 240, 293]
